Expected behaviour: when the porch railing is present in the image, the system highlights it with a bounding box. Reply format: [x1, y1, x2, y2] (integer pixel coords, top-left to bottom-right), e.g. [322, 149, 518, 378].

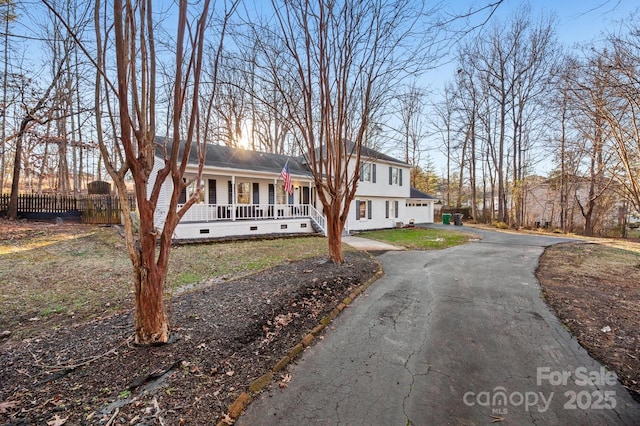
[177, 203, 311, 222]
[310, 205, 327, 236]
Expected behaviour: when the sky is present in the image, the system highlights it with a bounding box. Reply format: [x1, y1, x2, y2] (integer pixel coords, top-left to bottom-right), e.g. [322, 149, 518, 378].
[423, 0, 639, 92]
[541, 0, 638, 45]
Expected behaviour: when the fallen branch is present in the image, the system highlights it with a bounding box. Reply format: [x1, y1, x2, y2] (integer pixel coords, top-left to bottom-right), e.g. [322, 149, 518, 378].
[152, 396, 165, 426]
[35, 337, 133, 373]
[105, 407, 119, 426]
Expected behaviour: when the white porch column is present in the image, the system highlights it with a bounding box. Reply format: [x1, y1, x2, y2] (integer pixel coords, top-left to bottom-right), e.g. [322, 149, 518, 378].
[231, 175, 236, 221]
[274, 178, 278, 219]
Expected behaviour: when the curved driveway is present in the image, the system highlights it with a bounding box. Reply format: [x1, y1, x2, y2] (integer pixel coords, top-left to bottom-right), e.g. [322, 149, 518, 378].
[239, 226, 640, 425]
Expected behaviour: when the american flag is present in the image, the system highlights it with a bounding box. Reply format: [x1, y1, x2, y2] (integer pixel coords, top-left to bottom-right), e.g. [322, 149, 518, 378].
[281, 160, 293, 195]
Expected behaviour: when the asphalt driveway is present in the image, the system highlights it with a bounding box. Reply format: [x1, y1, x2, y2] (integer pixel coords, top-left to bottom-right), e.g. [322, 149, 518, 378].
[238, 226, 640, 425]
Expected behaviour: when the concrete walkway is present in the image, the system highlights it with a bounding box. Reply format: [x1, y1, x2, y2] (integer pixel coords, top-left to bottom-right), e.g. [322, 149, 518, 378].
[342, 235, 405, 252]
[239, 227, 640, 425]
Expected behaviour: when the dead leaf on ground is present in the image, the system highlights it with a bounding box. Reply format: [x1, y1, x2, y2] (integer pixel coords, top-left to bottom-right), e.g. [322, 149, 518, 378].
[0, 401, 19, 414]
[279, 373, 292, 388]
[47, 414, 69, 426]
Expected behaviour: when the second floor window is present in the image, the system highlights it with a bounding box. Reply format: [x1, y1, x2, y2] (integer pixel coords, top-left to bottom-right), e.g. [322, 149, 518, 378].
[360, 162, 376, 182]
[389, 166, 403, 186]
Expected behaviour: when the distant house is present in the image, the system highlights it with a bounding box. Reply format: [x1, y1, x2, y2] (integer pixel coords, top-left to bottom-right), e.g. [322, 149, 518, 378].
[523, 176, 621, 233]
[149, 138, 436, 240]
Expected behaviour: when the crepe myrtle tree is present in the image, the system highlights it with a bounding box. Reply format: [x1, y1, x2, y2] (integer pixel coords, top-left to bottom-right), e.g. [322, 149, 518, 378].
[264, 0, 442, 264]
[45, 0, 236, 345]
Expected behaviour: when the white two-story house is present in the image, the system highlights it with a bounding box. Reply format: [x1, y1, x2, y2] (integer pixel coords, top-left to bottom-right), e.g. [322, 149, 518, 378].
[348, 146, 410, 232]
[149, 138, 435, 240]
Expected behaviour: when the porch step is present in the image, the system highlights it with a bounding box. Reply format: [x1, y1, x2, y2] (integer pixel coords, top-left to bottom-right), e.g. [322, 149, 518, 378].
[310, 218, 324, 234]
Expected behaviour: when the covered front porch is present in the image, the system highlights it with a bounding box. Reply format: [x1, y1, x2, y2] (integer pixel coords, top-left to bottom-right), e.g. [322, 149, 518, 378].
[151, 141, 328, 240]
[173, 203, 326, 240]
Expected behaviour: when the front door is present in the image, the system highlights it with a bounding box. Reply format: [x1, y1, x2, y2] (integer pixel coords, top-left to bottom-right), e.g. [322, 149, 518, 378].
[302, 186, 310, 204]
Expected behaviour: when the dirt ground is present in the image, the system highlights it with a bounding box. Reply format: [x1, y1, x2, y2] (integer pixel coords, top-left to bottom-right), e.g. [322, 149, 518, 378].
[537, 242, 640, 403]
[0, 221, 380, 425]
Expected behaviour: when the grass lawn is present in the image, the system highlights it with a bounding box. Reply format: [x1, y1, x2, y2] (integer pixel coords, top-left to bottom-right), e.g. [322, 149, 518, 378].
[358, 227, 474, 250]
[0, 224, 336, 338]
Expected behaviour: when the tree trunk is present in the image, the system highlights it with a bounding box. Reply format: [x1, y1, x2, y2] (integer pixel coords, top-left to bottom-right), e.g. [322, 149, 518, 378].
[457, 135, 467, 208]
[7, 132, 23, 220]
[325, 204, 344, 264]
[0, 3, 11, 195]
[133, 200, 169, 344]
[469, 112, 477, 221]
[133, 251, 169, 344]
[583, 209, 594, 237]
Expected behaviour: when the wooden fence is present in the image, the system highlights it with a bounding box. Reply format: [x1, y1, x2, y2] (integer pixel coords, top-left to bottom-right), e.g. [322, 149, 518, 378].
[0, 193, 136, 224]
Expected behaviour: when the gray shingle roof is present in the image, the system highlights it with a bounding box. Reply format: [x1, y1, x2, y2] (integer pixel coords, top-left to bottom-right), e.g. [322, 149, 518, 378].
[154, 137, 407, 178]
[410, 187, 436, 199]
[300, 141, 407, 166]
[360, 145, 407, 165]
[154, 137, 312, 177]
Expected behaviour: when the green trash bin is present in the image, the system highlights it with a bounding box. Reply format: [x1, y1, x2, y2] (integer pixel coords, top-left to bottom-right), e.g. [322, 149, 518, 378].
[442, 213, 451, 225]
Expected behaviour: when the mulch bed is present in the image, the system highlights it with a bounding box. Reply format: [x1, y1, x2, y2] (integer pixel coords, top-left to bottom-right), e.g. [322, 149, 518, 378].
[0, 251, 380, 425]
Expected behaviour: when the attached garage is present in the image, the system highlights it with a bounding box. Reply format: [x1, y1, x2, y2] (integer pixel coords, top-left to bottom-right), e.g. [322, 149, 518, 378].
[406, 187, 436, 224]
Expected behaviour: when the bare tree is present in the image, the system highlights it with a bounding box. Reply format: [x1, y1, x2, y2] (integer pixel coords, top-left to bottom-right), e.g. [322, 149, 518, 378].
[0, 0, 17, 194]
[568, 53, 616, 236]
[395, 82, 429, 181]
[452, 5, 557, 225]
[262, 0, 442, 263]
[110, 0, 232, 344]
[601, 27, 640, 212]
[453, 63, 479, 219]
[506, 12, 557, 227]
[432, 84, 456, 208]
[214, 54, 248, 148]
[226, 25, 301, 155]
[6, 60, 67, 219]
[45, 0, 236, 344]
